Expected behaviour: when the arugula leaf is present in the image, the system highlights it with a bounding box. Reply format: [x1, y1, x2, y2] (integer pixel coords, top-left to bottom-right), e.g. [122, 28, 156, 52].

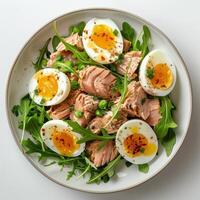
[133, 25, 151, 57]
[138, 163, 149, 173]
[69, 21, 86, 35]
[52, 35, 60, 52]
[17, 96, 33, 143]
[71, 80, 80, 90]
[154, 96, 177, 139]
[52, 60, 77, 75]
[66, 120, 115, 143]
[12, 105, 20, 116]
[141, 25, 151, 57]
[22, 139, 60, 160]
[87, 155, 121, 184]
[26, 117, 44, 151]
[33, 38, 51, 71]
[66, 163, 76, 180]
[115, 54, 124, 65]
[161, 129, 176, 156]
[121, 22, 135, 44]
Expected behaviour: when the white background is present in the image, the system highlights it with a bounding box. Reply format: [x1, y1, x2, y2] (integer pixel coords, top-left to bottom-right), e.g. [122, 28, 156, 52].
[0, 0, 199, 199]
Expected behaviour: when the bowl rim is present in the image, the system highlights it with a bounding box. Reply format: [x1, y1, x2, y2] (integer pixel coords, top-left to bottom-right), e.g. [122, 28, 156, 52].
[5, 7, 193, 194]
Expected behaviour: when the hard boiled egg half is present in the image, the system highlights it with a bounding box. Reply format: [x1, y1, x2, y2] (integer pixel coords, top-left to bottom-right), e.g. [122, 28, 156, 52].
[82, 18, 123, 64]
[40, 120, 85, 157]
[29, 68, 70, 106]
[139, 49, 176, 96]
[116, 119, 158, 164]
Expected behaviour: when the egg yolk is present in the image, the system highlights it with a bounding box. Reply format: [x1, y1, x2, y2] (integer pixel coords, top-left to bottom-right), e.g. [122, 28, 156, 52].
[36, 73, 58, 101]
[150, 63, 173, 89]
[52, 129, 80, 156]
[123, 132, 157, 157]
[91, 24, 116, 50]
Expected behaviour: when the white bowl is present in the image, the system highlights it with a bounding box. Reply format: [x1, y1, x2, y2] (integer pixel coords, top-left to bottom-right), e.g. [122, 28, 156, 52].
[6, 8, 192, 193]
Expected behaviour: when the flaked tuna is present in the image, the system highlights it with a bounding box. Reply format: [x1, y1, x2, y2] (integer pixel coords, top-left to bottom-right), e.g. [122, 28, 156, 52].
[116, 51, 142, 80]
[79, 66, 117, 99]
[86, 140, 118, 167]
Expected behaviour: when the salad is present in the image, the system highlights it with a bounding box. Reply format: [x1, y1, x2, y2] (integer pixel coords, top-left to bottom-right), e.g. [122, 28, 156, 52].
[12, 18, 177, 184]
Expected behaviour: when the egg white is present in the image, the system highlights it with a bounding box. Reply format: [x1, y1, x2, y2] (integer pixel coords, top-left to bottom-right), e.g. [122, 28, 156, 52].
[29, 68, 70, 106]
[139, 49, 176, 96]
[116, 119, 158, 164]
[40, 120, 85, 157]
[82, 18, 123, 64]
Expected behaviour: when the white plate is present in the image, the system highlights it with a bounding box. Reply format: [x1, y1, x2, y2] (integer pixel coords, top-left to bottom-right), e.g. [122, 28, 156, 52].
[6, 8, 192, 193]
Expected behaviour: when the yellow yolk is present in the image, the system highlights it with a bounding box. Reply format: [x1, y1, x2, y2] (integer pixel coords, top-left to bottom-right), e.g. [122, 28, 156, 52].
[36, 73, 58, 101]
[91, 24, 116, 50]
[52, 129, 80, 156]
[123, 130, 157, 158]
[150, 63, 173, 89]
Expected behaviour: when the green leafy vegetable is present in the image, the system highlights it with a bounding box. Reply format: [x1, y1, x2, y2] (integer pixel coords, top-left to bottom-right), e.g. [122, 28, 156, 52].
[33, 38, 51, 71]
[121, 22, 135, 44]
[133, 25, 151, 57]
[12, 105, 20, 116]
[138, 163, 149, 173]
[52, 61, 77, 75]
[141, 25, 151, 57]
[52, 35, 60, 52]
[69, 21, 86, 35]
[161, 129, 176, 156]
[87, 155, 121, 184]
[154, 96, 177, 139]
[71, 80, 80, 90]
[22, 139, 61, 160]
[25, 117, 45, 151]
[66, 120, 115, 143]
[115, 54, 124, 65]
[16, 95, 33, 143]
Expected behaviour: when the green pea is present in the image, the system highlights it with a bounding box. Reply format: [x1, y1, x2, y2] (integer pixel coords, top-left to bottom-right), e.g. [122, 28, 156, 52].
[98, 100, 108, 110]
[95, 109, 104, 117]
[74, 110, 83, 118]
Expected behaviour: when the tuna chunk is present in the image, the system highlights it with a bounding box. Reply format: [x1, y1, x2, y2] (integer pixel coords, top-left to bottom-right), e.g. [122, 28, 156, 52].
[70, 93, 99, 127]
[86, 140, 118, 167]
[89, 111, 127, 134]
[116, 51, 142, 80]
[121, 81, 161, 126]
[122, 81, 147, 118]
[123, 39, 131, 53]
[48, 89, 81, 119]
[56, 33, 83, 51]
[145, 99, 161, 126]
[79, 66, 117, 99]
